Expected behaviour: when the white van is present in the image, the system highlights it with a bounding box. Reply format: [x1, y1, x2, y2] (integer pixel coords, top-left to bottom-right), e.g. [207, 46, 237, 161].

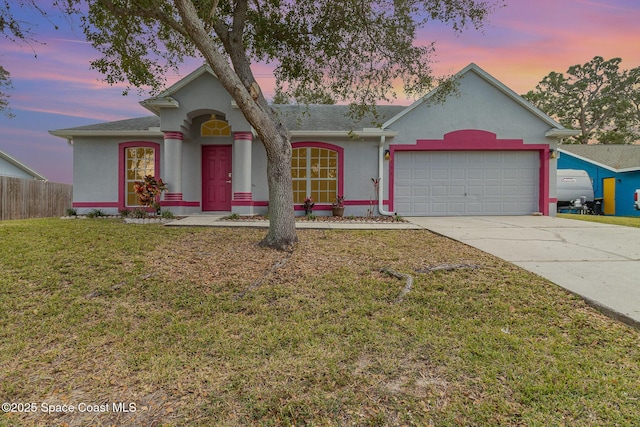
[557, 170, 595, 209]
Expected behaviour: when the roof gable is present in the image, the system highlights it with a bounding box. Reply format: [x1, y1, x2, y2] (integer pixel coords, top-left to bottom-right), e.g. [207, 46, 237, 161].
[558, 145, 640, 172]
[139, 64, 222, 115]
[53, 63, 582, 140]
[157, 64, 216, 99]
[383, 63, 570, 133]
[0, 149, 47, 180]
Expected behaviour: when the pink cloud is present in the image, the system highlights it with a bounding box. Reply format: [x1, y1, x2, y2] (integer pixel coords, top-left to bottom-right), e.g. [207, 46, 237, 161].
[420, 0, 640, 94]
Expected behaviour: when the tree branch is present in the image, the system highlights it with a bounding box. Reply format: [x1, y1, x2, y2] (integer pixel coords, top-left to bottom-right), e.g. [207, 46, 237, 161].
[380, 268, 413, 303]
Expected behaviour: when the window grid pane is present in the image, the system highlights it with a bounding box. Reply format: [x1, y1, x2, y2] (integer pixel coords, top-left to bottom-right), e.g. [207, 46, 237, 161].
[125, 147, 155, 207]
[201, 118, 231, 136]
[292, 147, 337, 204]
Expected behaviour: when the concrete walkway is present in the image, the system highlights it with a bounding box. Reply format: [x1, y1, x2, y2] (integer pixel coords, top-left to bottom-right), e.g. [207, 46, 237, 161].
[167, 214, 640, 327]
[407, 216, 640, 328]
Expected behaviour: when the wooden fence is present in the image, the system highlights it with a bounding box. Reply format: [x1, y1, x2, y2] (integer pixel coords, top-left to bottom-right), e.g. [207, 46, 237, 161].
[0, 176, 73, 221]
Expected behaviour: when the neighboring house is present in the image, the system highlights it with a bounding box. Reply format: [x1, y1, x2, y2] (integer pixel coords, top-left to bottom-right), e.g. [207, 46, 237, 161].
[50, 63, 577, 217]
[0, 149, 47, 180]
[558, 145, 640, 216]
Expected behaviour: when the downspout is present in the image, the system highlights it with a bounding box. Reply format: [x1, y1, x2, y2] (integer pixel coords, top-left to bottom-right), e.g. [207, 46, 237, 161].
[378, 135, 394, 216]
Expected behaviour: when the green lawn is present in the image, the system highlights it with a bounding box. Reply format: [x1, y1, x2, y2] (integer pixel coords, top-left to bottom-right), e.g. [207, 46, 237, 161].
[1, 218, 639, 426]
[558, 213, 640, 228]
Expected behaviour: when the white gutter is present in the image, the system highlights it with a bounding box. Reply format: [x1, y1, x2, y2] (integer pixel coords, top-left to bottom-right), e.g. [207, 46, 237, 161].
[378, 135, 395, 216]
[545, 128, 581, 138]
[49, 130, 164, 138]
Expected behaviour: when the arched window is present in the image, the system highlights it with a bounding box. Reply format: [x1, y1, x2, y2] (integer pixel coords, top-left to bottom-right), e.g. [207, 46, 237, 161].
[291, 143, 342, 204]
[201, 116, 231, 137]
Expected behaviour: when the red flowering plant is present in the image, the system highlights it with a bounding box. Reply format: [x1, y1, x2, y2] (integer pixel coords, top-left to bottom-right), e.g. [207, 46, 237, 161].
[302, 196, 315, 215]
[133, 175, 167, 209]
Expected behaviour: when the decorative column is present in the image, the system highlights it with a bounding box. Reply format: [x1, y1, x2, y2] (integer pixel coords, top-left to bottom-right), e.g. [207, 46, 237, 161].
[232, 131, 253, 215]
[163, 131, 183, 203]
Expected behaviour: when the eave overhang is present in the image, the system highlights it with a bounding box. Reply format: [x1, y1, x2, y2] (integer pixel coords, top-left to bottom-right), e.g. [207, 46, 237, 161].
[49, 129, 164, 146]
[545, 129, 581, 139]
[139, 96, 180, 115]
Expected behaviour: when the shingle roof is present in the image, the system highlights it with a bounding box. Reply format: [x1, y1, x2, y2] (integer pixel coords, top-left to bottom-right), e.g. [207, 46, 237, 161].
[274, 104, 406, 131]
[61, 116, 161, 132]
[559, 145, 640, 171]
[51, 105, 406, 135]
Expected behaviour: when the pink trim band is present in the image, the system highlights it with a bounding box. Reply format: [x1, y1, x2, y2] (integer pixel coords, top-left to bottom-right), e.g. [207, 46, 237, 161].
[164, 131, 184, 140]
[232, 201, 269, 207]
[233, 192, 253, 201]
[233, 131, 253, 141]
[73, 202, 119, 208]
[161, 201, 200, 207]
[389, 130, 550, 215]
[164, 192, 183, 201]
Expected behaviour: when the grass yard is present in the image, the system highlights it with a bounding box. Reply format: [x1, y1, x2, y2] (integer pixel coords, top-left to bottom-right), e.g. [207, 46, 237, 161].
[558, 213, 640, 228]
[1, 218, 639, 426]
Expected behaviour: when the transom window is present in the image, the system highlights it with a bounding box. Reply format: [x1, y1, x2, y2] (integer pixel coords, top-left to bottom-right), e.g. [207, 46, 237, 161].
[125, 147, 156, 206]
[201, 117, 231, 137]
[292, 146, 338, 203]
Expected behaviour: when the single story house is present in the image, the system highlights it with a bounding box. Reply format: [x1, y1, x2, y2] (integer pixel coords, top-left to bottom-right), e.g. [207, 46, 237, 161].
[558, 145, 640, 216]
[50, 63, 578, 217]
[0, 149, 47, 180]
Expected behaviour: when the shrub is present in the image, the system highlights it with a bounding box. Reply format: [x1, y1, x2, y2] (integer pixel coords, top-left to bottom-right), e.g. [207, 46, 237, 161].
[87, 209, 105, 218]
[133, 175, 167, 207]
[131, 208, 148, 219]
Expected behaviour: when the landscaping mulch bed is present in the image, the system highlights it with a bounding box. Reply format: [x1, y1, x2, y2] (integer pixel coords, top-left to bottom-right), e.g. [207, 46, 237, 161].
[223, 214, 407, 223]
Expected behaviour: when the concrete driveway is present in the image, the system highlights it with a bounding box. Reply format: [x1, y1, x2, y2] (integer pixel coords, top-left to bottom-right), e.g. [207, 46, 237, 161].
[407, 216, 640, 328]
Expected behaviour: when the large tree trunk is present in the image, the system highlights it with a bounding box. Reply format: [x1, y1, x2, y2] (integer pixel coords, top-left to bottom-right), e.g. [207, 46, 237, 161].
[175, 0, 298, 250]
[260, 132, 298, 250]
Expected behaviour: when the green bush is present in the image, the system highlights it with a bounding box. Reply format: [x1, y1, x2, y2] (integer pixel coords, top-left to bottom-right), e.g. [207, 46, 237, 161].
[131, 208, 148, 218]
[86, 209, 105, 218]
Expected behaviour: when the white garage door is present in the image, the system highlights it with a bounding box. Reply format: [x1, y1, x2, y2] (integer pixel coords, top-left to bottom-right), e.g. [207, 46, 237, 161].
[394, 151, 539, 216]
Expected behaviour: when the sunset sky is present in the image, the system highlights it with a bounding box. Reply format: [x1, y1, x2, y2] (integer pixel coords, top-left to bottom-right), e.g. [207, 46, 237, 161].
[1, 0, 639, 184]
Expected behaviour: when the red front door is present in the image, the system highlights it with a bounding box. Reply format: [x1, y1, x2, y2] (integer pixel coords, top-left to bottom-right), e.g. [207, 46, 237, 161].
[202, 145, 232, 211]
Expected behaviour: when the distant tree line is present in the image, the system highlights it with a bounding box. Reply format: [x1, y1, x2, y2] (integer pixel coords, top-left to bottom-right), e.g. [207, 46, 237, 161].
[523, 56, 640, 144]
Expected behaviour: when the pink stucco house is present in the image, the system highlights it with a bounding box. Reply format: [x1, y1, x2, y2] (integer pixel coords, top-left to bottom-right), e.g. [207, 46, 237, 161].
[50, 63, 577, 217]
